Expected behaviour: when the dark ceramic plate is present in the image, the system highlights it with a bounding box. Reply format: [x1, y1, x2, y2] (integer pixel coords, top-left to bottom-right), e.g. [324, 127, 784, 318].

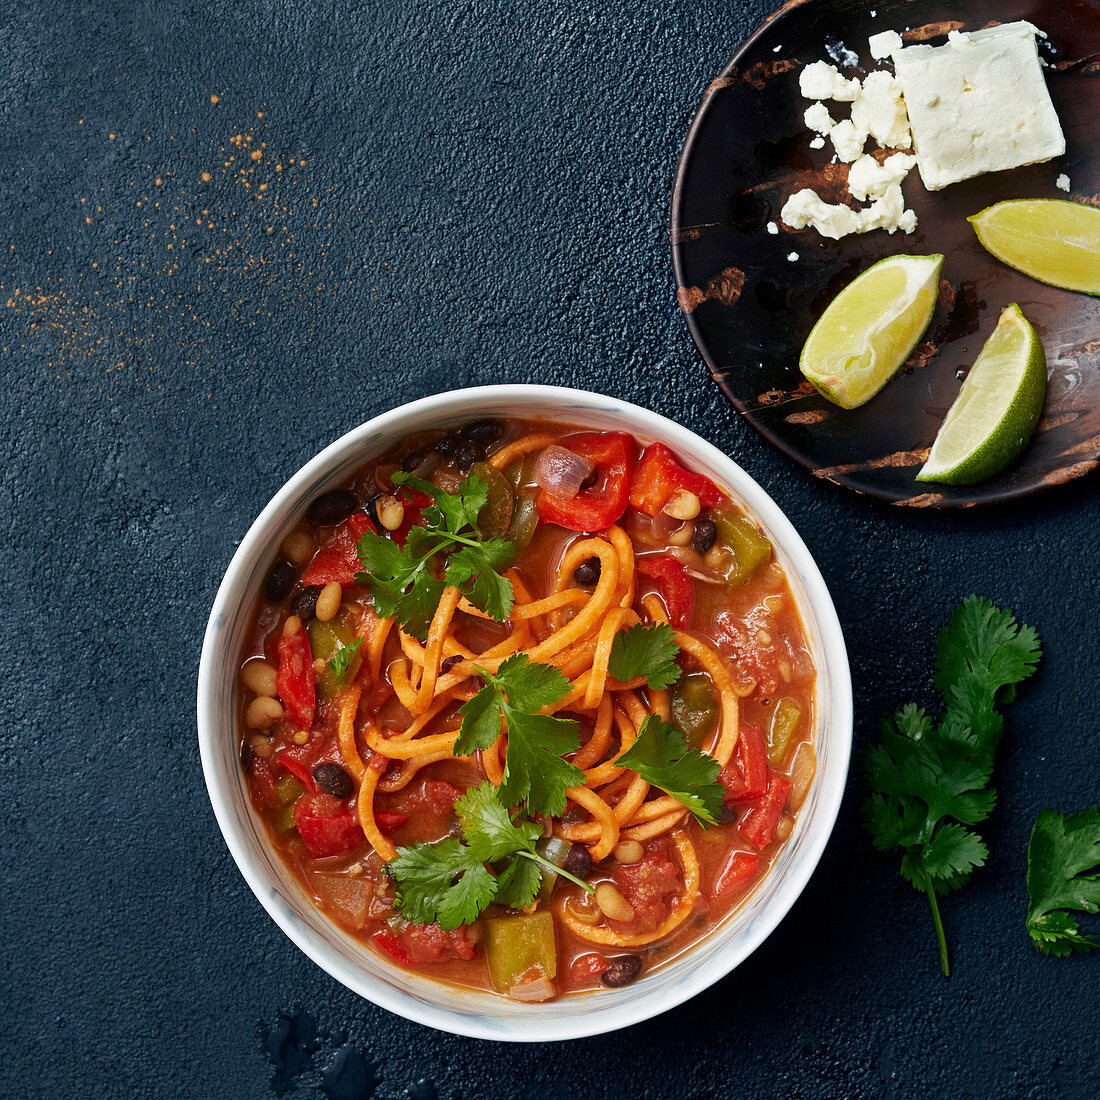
[671, 0, 1100, 506]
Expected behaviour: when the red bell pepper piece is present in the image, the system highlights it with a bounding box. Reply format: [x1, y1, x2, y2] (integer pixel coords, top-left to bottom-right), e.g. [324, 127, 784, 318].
[374, 811, 409, 835]
[570, 954, 610, 981]
[275, 751, 318, 793]
[536, 432, 636, 533]
[638, 554, 695, 628]
[293, 793, 365, 858]
[302, 512, 376, 588]
[712, 850, 761, 900]
[719, 723, 768, 803]
[629, 443, 722, 516]
[373, 926, 413, 966]
[276, 628, 316, 729]
[392, 489, 432, 548]
[739, 772, 792, 850]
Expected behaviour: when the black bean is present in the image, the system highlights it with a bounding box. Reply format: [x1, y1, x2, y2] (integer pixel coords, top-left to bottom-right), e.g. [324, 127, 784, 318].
[692, 517, 718, 555]
[561, 844, 592, 880]
[401, 449, 427, 473]
[308, 488, 357, 526]
[363, 495, 381, 529]
[600, 955, 643, 988]
[265, 559, 296, 602]
[716, 802, 737, 826]
[240, 738, 256, 772]
[455, 441, 482, 474]
[291, 585, 322, 621]
[460, 419, 503, 445]
[313, 762, 354, 800]
[573, 557, 601, 587]
[435, 434, 459, 458]
[440, 655, 463, 674]
[579, 468, 598, 491]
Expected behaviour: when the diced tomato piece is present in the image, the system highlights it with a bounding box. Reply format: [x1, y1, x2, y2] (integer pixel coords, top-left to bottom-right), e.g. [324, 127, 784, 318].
[570, 953, 610, 981]
[712, 850, 761, 900]
[629, 442, 722, 516]
[739, 772, 792, 850]
[276, 628, 316, 729]
[373, 926, 413, 965]
[392, 489, 432, 548]
[275, 750, 318, 793]
[536, 432, 636, 533]
[719, 723, 768, 803]
[374, 811, 408, 835]
[397, 922, 478, 964]
[638, 554, 695, 628]
[247, 754, 282, 809]
[293, 793, 364, 858]
[612, 838, 683, 933]
[302, 512, 376, 588]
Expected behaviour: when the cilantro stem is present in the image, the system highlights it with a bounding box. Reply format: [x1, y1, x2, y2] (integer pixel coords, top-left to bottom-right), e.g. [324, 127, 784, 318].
[517, 849, 595, 895]
[924, 876, 950, 977]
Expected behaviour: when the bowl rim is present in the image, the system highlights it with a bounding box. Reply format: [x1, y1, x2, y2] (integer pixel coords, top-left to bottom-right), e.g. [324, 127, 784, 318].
[197, 383, 853, 1042]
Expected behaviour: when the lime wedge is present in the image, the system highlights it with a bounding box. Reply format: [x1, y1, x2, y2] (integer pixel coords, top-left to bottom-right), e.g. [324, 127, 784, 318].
[917, 304, 1047, 486]
[969, 199, 1100, 296]
[800, 254, 944, 409]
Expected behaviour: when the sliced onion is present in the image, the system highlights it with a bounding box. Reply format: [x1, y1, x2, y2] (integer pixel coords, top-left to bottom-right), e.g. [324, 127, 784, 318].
[508, 975, 556, 1002]
[533, 446, 594, 499]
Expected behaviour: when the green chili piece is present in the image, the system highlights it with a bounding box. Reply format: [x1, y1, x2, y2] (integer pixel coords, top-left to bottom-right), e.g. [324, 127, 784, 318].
[767, 698, 802, 766]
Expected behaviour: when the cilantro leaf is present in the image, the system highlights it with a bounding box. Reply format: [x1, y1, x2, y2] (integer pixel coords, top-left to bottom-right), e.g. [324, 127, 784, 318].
[863, 597, 1041, 976]
[354, 471, 516, 639]
[389, 783, 593, 929]
[1026, 808, 1100, 956]
[493, 855, 544, 911]
[616, 716, 724, 827]
[609, 623, 681, 690]
[328, 638, 363, 684]
[456, 782, 541, 863]
[454, 656, 584, 817]
[389, 838, 496, 930]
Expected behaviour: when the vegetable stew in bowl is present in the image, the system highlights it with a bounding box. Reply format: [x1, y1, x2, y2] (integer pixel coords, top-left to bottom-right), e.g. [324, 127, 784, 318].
[236, 417, 817, 1002]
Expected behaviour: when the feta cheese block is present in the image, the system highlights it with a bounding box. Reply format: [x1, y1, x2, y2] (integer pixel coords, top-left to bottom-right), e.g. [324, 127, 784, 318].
[892, 21, 1065, 191]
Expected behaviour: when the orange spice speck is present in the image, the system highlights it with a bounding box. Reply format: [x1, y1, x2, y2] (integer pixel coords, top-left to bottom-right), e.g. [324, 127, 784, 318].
[210, 94, 220, 104]
[201, 171, 212, 182]
[250, 149, 262, 161]
[108, 133, 116, 140]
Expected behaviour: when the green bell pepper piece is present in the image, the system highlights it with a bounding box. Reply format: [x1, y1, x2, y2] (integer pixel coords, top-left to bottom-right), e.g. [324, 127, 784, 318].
[503, 491, 539, 553]
[307, 618, 361, 699]
[767, 698, 801, 766]
[671, 672, 719, 748]
[715, 513, 772, 587]
[471, 461, 515, 538]
[484, 911, 558, 991]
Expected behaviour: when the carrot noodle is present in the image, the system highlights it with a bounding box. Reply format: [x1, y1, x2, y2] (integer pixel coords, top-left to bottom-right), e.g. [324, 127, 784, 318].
[358, 752, 397, 862]
[487, 432, 558, 471]
[337, 687, 365, 779]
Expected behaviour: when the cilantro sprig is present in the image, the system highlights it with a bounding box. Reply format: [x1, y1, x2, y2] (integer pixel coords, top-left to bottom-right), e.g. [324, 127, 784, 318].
[864, 596, 1041, 976]
[390, 782, 594, 929]
[355, 472, 516, 640]
[1026, 808, 1100, 956]
[454, 654, 585, 817]
[609, 623, 681, 690]
[328, 638, 363, 684]
[616, 716, 724, 826]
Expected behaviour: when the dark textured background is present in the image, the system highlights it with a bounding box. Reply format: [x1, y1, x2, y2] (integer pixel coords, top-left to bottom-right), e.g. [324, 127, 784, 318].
[2, 1, 1098, 1097]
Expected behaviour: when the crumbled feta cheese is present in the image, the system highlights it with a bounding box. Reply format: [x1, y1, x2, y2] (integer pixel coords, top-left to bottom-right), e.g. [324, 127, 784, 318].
[1056, 173, 1071, 192]
[809, 136, 826, 150]
[799, 60, 860, 101]
[893, 21, 1065, 190]
[847, 152, 917, 201]
[829, 119, 867, 162]
[781, 190, 862, 240]
[804, 101, 836, 135]
[773, 44, 782, 53]
[856, 182, 909, 233]
[868, 30, 903, 60]
[766, 221, 779, 234]
[787, 252, 800, 262]
[850, 71, 912, 149]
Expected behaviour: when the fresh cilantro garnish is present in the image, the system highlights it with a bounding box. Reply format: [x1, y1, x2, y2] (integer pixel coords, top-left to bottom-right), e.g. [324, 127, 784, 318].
[327, 638, 363, 684]
[864, 596, 1041, 976]
[354, 471, 516, 640]
[454, 654, 585, 817]
[609, 623, 681, 690]
[616, 716, 724, 827]
[389, 782, 594, 929]
[1026, 808, 1100, 956]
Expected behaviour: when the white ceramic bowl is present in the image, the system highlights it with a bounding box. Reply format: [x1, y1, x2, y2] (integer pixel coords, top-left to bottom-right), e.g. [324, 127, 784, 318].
[198, 384, 852, 1042]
